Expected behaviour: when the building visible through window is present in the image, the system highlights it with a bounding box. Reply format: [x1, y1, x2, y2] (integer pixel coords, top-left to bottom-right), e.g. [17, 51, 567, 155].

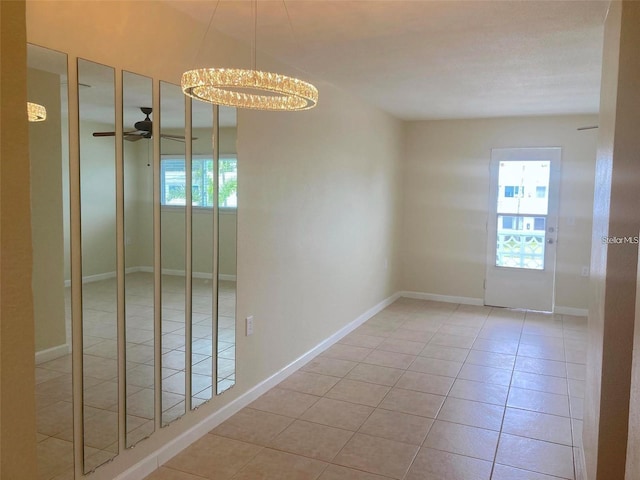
[160, 156, 237, 208]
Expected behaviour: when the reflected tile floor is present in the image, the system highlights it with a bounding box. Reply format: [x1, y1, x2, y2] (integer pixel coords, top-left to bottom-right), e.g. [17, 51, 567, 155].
[36, 273, 236, 480]
[146, 298, 586, 480]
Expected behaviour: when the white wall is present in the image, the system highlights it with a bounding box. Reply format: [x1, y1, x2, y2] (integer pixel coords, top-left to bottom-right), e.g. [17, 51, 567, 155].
[402, 115, 598, 311]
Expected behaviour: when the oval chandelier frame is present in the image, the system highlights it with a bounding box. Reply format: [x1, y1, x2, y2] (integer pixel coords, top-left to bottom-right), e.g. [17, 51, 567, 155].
[181, 67, 318, 111]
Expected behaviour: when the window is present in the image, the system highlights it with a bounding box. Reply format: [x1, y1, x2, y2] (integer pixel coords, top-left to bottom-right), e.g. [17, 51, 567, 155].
[533, 217, 545, 231]
[160, 155, 237, 208]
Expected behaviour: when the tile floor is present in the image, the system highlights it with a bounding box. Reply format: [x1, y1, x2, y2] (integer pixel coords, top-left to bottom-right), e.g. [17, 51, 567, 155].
[36, 273, 236, 480]
[145, 297, 586, 480]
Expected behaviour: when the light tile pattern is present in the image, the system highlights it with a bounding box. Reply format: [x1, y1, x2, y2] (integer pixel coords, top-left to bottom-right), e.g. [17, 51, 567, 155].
[145, 298, 586, 480]
[36, 273, 236, 480]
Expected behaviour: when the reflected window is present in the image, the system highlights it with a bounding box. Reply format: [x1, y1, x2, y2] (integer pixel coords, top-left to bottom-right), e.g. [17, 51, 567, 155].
[160, 155, 237, 208]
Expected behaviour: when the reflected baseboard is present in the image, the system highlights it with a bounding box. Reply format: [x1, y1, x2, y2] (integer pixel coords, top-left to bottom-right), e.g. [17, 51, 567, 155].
[64, 266, 237, 287]
[112, 290, 402, 480]
[35, 342, 71, 364]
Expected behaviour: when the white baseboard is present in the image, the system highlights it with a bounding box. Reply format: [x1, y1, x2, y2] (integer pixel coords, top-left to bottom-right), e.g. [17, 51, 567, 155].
[554, 306, 588, 317]
[35, 343, 71, 364]
[64, 267, 236, 287]
[400, 291, 484, 306]
[113, 291, 401, 480]
[399, 291, 588, 317]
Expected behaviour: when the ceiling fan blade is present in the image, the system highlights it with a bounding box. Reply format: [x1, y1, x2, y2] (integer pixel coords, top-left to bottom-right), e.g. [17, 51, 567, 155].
[161, 135, 186, 143]
[160, 133, 199, 140]
[94, 130, 140, 137]
[125, 135, 144, 142]
[577, 125, 599, 130]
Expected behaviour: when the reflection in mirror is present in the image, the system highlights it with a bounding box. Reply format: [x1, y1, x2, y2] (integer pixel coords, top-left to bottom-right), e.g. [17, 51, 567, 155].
[28, 44, 73, 480]
[217, 106, 237, 394]
[78, 58, 118, 472]
[160, 82, 187, 425]
[123, 71, 155, 447]
[191, 101, 215, 408]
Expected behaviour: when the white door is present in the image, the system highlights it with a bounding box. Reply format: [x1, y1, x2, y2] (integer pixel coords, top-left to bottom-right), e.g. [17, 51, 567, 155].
[484, 147, 561, 311]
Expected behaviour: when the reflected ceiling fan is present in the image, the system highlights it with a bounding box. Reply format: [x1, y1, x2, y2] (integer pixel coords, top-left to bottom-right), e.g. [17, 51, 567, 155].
[93, 107, 192, 142]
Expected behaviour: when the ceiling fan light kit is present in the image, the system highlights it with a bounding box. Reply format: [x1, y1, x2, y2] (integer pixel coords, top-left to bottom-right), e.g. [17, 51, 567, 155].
[92, 107, 191, 142]
[181, 67, 318, 111]
[27, 102, 47, 122]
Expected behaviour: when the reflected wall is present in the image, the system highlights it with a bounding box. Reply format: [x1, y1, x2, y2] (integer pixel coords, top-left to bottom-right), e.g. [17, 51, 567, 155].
[30, 44, 238, 478]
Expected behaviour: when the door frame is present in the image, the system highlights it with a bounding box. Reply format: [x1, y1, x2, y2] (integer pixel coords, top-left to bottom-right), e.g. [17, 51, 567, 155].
[484, 147, 562, 312]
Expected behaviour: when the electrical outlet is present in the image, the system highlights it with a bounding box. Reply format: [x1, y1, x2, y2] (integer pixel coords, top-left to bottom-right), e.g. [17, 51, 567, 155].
[581, 266, 590, 277]
[246, 316, 254, 336]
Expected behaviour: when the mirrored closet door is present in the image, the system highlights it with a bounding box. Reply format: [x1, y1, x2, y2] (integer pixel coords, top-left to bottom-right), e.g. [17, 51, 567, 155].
[190, 100, 215, 408]
[29, 43, 73, 480]
[30, 50, 238, 479]
[78, 57, 119, 473]
[216, 106, 238, 394]
[160, 81, 188, 425]
[123, 71, 155, 447]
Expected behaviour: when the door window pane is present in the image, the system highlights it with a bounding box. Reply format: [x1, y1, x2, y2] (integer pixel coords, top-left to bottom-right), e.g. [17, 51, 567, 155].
[497, 161, 550, 215]
[496, 215, 545, 270]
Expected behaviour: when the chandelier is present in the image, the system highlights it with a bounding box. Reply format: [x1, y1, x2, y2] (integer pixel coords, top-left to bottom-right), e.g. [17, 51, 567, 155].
[27, 102, 47, 122]
[181, 1, 317, 111]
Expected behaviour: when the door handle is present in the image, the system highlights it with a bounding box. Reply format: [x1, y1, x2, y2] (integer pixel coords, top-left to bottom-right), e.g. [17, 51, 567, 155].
[547, 238, 554, 244]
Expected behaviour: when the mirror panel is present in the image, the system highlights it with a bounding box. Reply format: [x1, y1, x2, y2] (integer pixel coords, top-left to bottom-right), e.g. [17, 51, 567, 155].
[78, 58, 118, 472]
[123, 71, 155, 447]
[217, 106, 237, 394]
[28, 45, 240, 476]
[160, 82, 187, 425]
[191, 101, 215, 408]
[28, 44, 73, 480]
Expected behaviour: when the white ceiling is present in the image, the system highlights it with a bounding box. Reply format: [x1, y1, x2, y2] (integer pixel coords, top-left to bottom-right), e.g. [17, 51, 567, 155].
[166, 0, 609, 120]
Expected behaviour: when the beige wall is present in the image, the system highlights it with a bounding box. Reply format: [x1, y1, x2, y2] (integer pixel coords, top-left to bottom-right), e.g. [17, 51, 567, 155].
[584, 2, 640, 479]
[237, 85, 403, 378]
[78, 118, 118, 276]
[28, 67, 67, 352]
[0, 0, 38, 477]
[25, 1, 403, 478]
[63, 124, 238, 278]
[402, 115, 598, 311]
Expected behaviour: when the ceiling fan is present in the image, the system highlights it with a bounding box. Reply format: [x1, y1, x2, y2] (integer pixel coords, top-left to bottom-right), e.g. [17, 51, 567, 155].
[92, 107, 190, 142]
